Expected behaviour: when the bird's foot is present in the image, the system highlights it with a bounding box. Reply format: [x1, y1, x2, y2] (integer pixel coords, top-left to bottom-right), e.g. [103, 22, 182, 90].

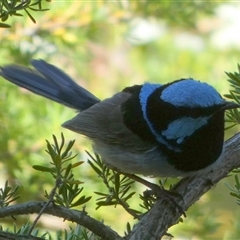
[124, 173, 186, 217]
[143, 186, 186, 218]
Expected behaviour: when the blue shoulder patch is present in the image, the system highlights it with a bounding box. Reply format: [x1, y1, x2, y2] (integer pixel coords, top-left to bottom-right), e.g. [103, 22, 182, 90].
[161, 79, 223, 107]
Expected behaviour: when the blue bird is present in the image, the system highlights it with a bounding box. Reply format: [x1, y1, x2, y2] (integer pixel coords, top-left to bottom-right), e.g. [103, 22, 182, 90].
[0, 59, 239, 178]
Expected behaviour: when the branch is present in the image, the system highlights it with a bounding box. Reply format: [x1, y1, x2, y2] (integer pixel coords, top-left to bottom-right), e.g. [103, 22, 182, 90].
[128, 132, 240, 240]
[0, 201, 123, 240]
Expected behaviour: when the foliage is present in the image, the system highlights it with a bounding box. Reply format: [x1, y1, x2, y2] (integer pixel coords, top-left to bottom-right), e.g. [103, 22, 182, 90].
[6, 222, 49, 238]
[130, 1, 218, 28]
[222, 73, 240, 240]
[56, 225, 101, 240]
[226, 173, 240, 204]
[33, 133, 91, 209]
[223, 67, 240, 240]
[0, 181, 20, 208]
[0, 222, 100, 240]
[0, 134, 98, 239]
[87, 152, 139, 218]
[0, 0, 50, 28]
[224, 65, 240, 129]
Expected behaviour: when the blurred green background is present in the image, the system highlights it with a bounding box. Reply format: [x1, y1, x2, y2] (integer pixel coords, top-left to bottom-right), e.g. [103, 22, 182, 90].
[1, 1, 240, 239]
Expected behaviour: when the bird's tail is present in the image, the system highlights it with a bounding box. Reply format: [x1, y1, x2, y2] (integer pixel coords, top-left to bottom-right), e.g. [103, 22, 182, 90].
[0, 59, 100, 111]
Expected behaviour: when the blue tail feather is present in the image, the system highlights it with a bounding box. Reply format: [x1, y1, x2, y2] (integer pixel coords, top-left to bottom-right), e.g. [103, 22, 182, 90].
[0, 59, 99, 111]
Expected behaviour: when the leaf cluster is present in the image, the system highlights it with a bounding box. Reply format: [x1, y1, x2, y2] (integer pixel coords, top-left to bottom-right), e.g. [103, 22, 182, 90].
[33, 133, 91, 208]
[225, 65, 240, 220]
[87, 152, 141, 219]
[1, 222, 100, 240]
[56, 225, 101, 240]
[5, 222, 48, 238]
[224, 65, 240, 130]
[226, 173, 240, 205]
[0, 0, 50, 28]
[0, 180, 20, 208]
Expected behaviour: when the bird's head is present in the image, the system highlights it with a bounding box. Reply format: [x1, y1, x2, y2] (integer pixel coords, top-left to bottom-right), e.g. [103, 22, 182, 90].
[139, 78, 240, 151]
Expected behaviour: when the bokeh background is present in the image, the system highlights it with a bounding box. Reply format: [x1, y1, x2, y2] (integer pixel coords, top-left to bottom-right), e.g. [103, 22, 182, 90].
[1, 1, 240, 239]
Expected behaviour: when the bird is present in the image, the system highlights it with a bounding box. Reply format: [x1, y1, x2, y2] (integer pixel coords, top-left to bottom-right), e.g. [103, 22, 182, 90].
[0, 59, 239, 178]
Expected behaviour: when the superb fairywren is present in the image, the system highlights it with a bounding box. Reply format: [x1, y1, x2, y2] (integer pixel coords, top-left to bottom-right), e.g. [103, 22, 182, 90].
[1, 60, 239, 178]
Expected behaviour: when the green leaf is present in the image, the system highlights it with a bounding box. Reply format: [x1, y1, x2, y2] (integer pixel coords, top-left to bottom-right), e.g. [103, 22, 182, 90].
[122, 192, 136, 202]
[88, 159, 103, 177]
[71, 161, 84, 168]
[71, 196, 92, 207]
[114, 173, 120, 195]
[46, 140, 57, 158]
[235, 175, 240, 190]
[94, 191, 110, 197]
[66, 180, 83, 185]
[61, 138, 75, 159]
[24, 8, 36, 23]
[32, 165, 55, 173]
[96, 201, 118, 206]
[0, 22, 11, 28]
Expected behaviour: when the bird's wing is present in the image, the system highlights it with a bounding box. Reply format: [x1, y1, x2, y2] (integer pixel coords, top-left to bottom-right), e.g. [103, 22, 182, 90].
[62, 92, 153, 151]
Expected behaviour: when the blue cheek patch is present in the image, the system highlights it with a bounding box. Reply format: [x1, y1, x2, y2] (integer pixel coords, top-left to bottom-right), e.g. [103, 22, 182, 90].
[161, 116, 209, 145]
[161, 79, 224, 107]
[139, 83, 181, 151]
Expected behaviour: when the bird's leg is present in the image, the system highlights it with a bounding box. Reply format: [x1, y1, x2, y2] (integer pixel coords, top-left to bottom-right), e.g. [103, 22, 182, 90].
[123, 173, 186, 217]
[123, 173, 160, 189]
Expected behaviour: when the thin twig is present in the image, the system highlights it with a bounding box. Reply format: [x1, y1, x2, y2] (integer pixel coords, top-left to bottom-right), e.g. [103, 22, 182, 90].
[27, 177, 62, 235]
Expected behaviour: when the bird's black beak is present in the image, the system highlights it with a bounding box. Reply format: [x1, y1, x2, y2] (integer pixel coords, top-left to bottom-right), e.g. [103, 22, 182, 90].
[221, 100, 240, 111]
